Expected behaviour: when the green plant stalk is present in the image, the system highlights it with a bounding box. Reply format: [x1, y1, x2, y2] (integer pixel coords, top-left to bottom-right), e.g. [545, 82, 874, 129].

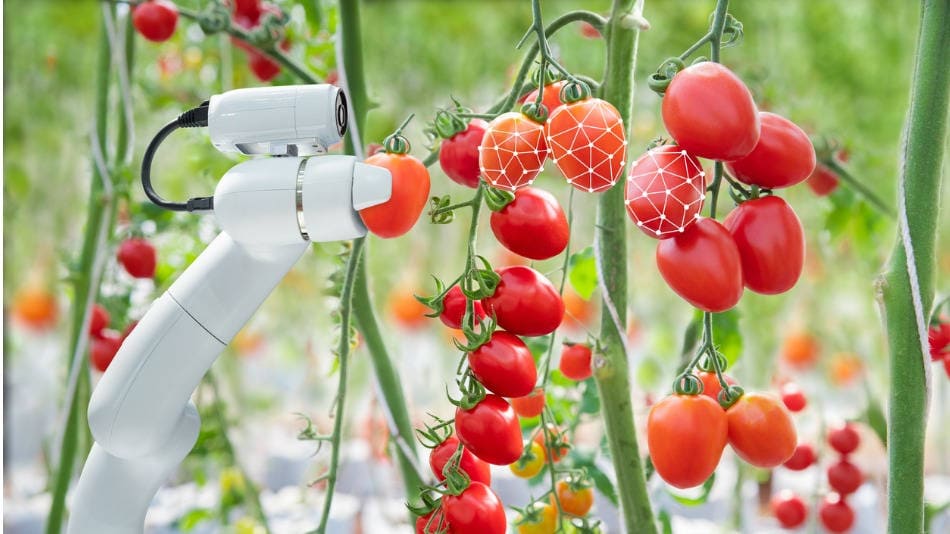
[592, 1, 656, 533]
[882, 0, 948, 532]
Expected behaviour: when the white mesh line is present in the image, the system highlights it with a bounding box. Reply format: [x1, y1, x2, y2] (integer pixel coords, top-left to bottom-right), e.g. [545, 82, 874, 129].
[478, 113, 548, 191]
[547, 100, 628, 193]
[625, 146, 706, 237]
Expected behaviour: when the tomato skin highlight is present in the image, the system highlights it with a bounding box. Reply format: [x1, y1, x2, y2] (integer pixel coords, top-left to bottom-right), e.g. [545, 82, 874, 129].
[428, 437, 492, 486]
[479, 112, 548, 192]
[360, 152, 431, 238]
[647, 394, 728, 489]
[724, 196, 805, 295]
[783, 442, 816, 471]
[118, 238, 157, 279]
[439, 285, 486, 330]
[509, 387, 545, 418]
[726, 393, 797, 468]
[556, 481, 594, 516]
[625, 145, 706, 239]
[482, 266, 564, 337]
[771, 490, 808, 529]
[440, 119, 488, 188]
[662, 62, 760, 161]
[441, 482, 508, 534]
[559, 343, 593, 381]
[455, 395, 524, 465]
[827, 423, 860, 455]
[655, 217, 744, 312]
[807, 163, 840, 196]
[827, 459, 863, 495]
[132, 0, 179, 43]
[819, 495, 855, 533]
[547, 97, 627, 193]
[725, 112, 816, 189]
[468, 331, 537, 398]
[490, 187, 569, 260]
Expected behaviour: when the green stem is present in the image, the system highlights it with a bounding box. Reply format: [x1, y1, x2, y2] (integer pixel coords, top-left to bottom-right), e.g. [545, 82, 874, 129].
[883, 0, 949, 532]
[592, 1, 655, 533]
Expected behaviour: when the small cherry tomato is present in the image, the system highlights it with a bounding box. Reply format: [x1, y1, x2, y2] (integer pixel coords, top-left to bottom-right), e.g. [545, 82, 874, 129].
[440, 285, 486, 330]
[819, 494, 855, 533]
[89, 304, 111, 338]
[807, 163, 840, 196]
[780, 382, 807, 412]
[827, 422, 860, 455]
[440, 119, 488, 188]
[827, 459, 863, 495]
[723, 196, 805, 295]
[510, 441, 545, 478]
[625, 145, 706, 238]
[12, 285, 58, 331]
[516, 502, 557, 534]
[559, 343, 593, 381]
[360, 151, 431, 238]
[725, 112, 816, 189]
[695, 371, 736, 403]
[247, 49, 281, 82]
[556, 480, 594, 516]
[547, 97, 627, 193]
[781, 331, 820, 370]
[387, 287, 428, 330]
[647, 394, 728, 489]
[482, 266, 564, 337]
[429, 436, 492, 486]
[783, 442, 816, 471]
[521, 81, 568, 117]
[510, 387, 545, 418]
[455, 395, 523, 465]
[533, 424, 569, 462]
[469, 331, 537, 398]
[726, 393, 797, 468]
[117, 238, 157, 279]
[132, 0, 179, 43]
[490, 187, 569, 260]
[416, 507, 453, 534]
[441, 482, 507, 534]
[90, 331, 124, 373]
[771, 490, 808, 529]
[479, 112, 548, 192]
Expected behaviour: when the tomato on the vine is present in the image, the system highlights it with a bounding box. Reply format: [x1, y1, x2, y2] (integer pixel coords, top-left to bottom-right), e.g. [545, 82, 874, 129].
[468, 331, 537, 398]
[781, 331, 819, 370]
[819, 494, 855, 533]
[441, 482, 507, 534]
[655, 217, 744, 312]
[559, 343, 593, 381]
[489, 187, 568, 260]
[509, 387, 545, 418]
[118, 238, 157, 279]
[509, 441, 545, 479]
[482, 266, 564, 337]
[89, 304, 110, 338]
[725, 112, 816, 189]
[440, 285, 486, 330]
[360, 150, 431, 238]
[547, 96, 627, 193]
[440, 119, 488, 188]
[783, 442, 816, 471]
[662, 62, 760, 161]
[780, 382, 807, 412]
[556, 480, 594, 517]
[12, 286, 58, 331]
[807, 163, 840, 196]
[248, 49, 281, 82]
[827, 423, 860, 455]
[478, 112, 548, 192]
[726, 393, 797, 468]
[455, 394, 523, 465]
[625, 145, 706, 238]
[429, 436, 492, 486]
[521, 81, 567, 117]
[90, 331, 123, 373]
[132, 0, 179, 43]
[516, 502, 557, 534]
[533, 424, 569, 462]
[695, 371, 736, 403]
[416, 508, 453, 534]
[827, 459, 863, 495]
[771, 490, 808, 529]
[723, 195, 805, 295]
[647, 394, 728, 489]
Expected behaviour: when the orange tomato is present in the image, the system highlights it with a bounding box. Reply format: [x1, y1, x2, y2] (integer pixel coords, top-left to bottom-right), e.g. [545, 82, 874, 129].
[479, 112, 548, 192]
[555, 480, 594, 517]
[533, 424, 569, 463]
[726, 393, 797, 468]
[516, 502, 557, 534]
[521, 81, 568, 117]
[359, 152, 431, 238]
[510, 387, 545, 418]
[562, 289, 596, 331]
[647, 394, 727, 489]
[695, 371, 736, 403]
[12, 285, 58, 331]
[387, 287, 428, 330]
[781, 331, 819, 369]
[829, 352, 863, 386]
[232, 328, 264, 355]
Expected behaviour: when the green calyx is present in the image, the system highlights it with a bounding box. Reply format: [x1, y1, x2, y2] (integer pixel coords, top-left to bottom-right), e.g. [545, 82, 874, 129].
[383, 133, 411, 155]
[532, 63, 562, 87]
[197, 2, 230, 35]
[559, 79, 591, 104]
[520, 101, 549, 124]
[433, 109, 469, 140]
[483, 186, 516, 212]
[672, 372, 703, 395]
[717, 385, 744, 409]
[648, 57, 686, 96]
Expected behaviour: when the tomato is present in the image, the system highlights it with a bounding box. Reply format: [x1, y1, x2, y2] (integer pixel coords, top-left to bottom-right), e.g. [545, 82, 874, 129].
[562, 289, 596, 331]
[469, 331, 537, 397]
[928, 322, 950, 360]
[625, 145, 706, 238]
[780, 382, 807, 412]
[232, 0, 262, 19]
[559, 343, 593, 381]
[441, 482, 507, 534]
[516, 502, 557, 534]
[533, 424, 569, 462]
[655, 217, 744, 312]
[807, 163, 840, 196]
[726, 393, 797, 468]
[829, 352, 863, 386]
[360, 151, 431, 238]
[770, 490, 807, 529]
[827, 459, 863, 495]
[479, 112, 548, 192]
[455, 394, 523, 465]
[556, 480, 594, 516]
[510, 387, 545, 418]
[12, 286, 58, 331]
[248, 49, 281, 82]
[509, 441, 545, 478]
[723, 196, 804, 295]
[489, 187, 568, 260]
[783, 442, 816, 471]
[118, 238, 157, 279]
[647, 394, 728, 489]
[725, 113, 816, 189]
[132, 0, 179, 43]
[661, 62, 760, 161]
[89, 304, 110, 338]
[695, 371, 736, 403]
[547, 97, 627, 193]
[819, 495, 855, 533]
[416, 508, 453, 534]
[440, 119, 488, 188]
[781, 331, 819, 369]
[482, 266, 564, 337]
[429, 437, 492, 486]
[827, 423, 860, 455]
[580, 22, 602, 39]
[440, 285, 486, 330]
[387, 287, 428, 329]
[521, 81, 567, 117]
[90, 331, 123, 373]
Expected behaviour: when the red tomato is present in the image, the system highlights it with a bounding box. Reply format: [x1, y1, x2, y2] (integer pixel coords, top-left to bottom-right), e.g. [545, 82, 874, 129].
[416, 508, 454, 534]
[625, 145, 706, 238]
[827, 423, 860, 455]
[725, 113, 816, 189]
[783, 442, 816, 471]
[12, 286, 58, 331]
[479, 112, 548, 192]
[819, 495, 855, 533]
[662, 62, 760, 161]
[232, 0, 262, 19]
[580, 22, 602, 39]
[807, 163, 840, 196]
[118, 238, 157, 279]
[429, 437, 492, 486]
[89, 304, 110, 338]
[132, 0, 179, 43]
[360, 152, 431, 238]
[440, 120, 488, 188]
[696, 371, 736, 403]
[90, 331, 123, 373]
[547, 97, 627, 192]
[655, 217, 744, 312]
[440, 285, 486, 330]
[482, 266, 564, 337]
[780, 382, 807, 412]
[771, 490, 808, 529]
[559, 343, 593, 381]
[248, 50, 281, 82]
[442, 482, 507, 534]
[469, 331, 537, 397]
[489, 187, 568, 260]
[928, 322, 950, 360]
[723, 196, 804, 295]
[455, 395, 523, 465]
[521, 81, 567, 117]
[647, 394, 728, 489]
[827, 459, 863, 495]
[556, 480, 594, 516]
[726, 393, 797, 468]
[509, 387, 545, 418]
[532, 424, 569, 462]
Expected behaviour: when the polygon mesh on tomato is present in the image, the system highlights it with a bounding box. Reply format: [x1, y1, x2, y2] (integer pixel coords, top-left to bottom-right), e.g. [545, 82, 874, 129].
[547, 98, 627, 193]
[625, 145, 706, 238]
[478, 112, 548, 192]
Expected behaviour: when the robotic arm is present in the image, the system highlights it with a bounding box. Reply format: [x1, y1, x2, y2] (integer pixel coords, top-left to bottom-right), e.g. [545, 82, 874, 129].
[67, 86, 390, 533]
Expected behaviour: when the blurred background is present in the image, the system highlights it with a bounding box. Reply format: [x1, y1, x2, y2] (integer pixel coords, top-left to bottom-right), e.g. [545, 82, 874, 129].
[4, 0, 949, 533]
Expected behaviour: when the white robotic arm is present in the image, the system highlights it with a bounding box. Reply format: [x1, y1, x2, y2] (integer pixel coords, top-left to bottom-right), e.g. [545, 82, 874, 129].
[67, 86, 390, 533]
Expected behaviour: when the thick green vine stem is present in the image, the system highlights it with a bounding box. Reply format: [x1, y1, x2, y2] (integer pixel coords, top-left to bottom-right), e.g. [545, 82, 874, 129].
[882, 0, 948, 532]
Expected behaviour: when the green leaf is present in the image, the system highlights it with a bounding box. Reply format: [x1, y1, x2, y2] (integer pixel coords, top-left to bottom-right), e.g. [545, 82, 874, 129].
[636, 357, 663, 390]
[568, 246, 598, 300]
[658, 510, 673, 534]
[862, 395, 888, 448]
[177, 508, 214, 531]
[302, 0, 324, 30]
[578, 378, 600, 414]
[695, 309, 743, 366]
[666, 473, 715, 506]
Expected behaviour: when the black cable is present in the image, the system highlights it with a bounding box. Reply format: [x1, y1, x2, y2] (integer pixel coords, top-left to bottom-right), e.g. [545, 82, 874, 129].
[141, 101, 213, 212]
